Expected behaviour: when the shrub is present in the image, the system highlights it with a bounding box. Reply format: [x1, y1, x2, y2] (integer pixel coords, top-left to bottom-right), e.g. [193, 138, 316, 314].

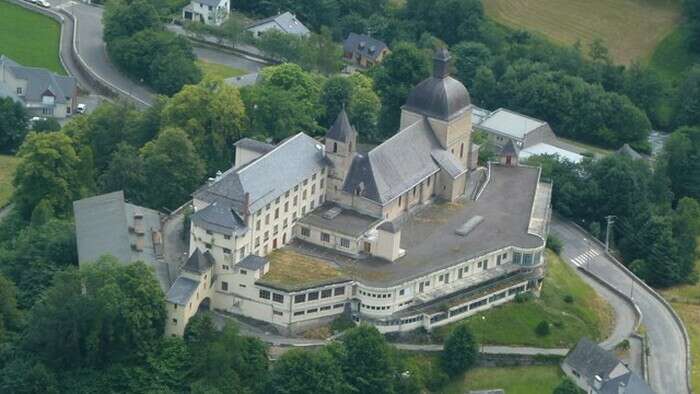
[440, 324, 478, 377]
[330, 314, 355, 333]
[514, 292, 533, 303]
[535, 320, 550, 336]
[547, 235, 563, 254]
[563, 294, 574, 303]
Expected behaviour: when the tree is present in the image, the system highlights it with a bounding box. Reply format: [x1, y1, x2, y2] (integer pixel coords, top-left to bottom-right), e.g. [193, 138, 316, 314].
[553, 378, 583, 394]
[341, 325, 395, 394]
[373, 42, 430, 135]
[103, 0, 161, 43]
[674, 66, 700, 128]
[535, 320, 551, 336]
[12, 132, 85, 219]
[673, 197, 700, 281]
[141, 127, 205, 210]
[321, 75, 353, 127]
[30, 118, 61, 133]
[0, 275, 21, 342]
[471, 65, 498, 108]
[405, 0, 484, 45]
[0, 97, 28, 154]
[440, 324, 478, 376]
[684, 0, 700, 52]
[659, 127, 700, 201]
[267, 348, 346, 394]
[452, 41, 492, 87]
[25, 257, 166, 369]
[163, 78, 248, 174]
[347, 73, 382, 140]
[622, 63, 665, 127]
[98, 143, 146, 204]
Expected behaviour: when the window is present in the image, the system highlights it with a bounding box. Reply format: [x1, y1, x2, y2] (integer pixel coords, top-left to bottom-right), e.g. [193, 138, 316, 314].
[221, 281, 229, 291]
[222, 247, 232, 255]
[340, 238, 350, 248]
[399, 289, 405, 296]
[272, 293, 284, 303]
[206, 230, 213, 235]
[240, 269, 247, 275]
[303, 179, 308, 186]
[283, 218, 288, 228]
[321, 305, 331, 311]
[444, 273, 449, 283]
[321, 289, 332, 298]
[458, 267, 463, 279]
[275, 208, 279, 219]
[16, 87, 22, 95]
[255, 237, 260, 246]
[239, 247, 245, 259]
[273, 310, 283, 316]
[308, 291, 319, 301]
[497, 255, 501, 265]
[321, 233, 330, 242]
[333, 303, 344, 309]
[256, 220, 261, 230]
[266, 204, 270, 210]
[310, 200, 315, 210]
[293, 196, 298, 206]
[460, 142, 464, 158]
[294, 185, 299, 192]
[224, 235, 231, 240]
[264, 231, 269, 240]
[301, 227, 310, 237]
[172, 318, 178, 324]
[307, 308, 318, 314]
[294, 311, 305, 316]
[311, 184, 316, 194]
[333, 142, 338, 153]
[294, 294, 306, 303]
[239, 284, 246, 288]
[302, 207, 306, 215]
[523, 253, 533, 266]
[265, 214, 270, 224]
[320, 179, 324, 188]
[42, 108, 54, 115]
[273, 225, 278, 235]
[275, 197, 280, 204]
[513, 252, 522, 265]
[303, 190, 307, 200]
[205, 243, 212, 249]
[334, 287, 345, 296]
[284, 202, 289, 212]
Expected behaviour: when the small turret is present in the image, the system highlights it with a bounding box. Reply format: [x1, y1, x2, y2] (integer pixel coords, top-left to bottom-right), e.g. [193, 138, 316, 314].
[325, 106, 357, 156]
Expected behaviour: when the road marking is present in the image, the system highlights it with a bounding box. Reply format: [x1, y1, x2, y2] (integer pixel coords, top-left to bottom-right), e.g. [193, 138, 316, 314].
[570, 249, 600, 267]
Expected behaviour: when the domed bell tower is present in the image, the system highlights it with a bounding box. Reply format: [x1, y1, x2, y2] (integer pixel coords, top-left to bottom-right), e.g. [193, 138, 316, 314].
[325, 107, 357, 199]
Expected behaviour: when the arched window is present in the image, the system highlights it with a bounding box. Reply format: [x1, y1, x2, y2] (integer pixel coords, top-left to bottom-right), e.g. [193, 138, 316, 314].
[333, 142, 338, 153]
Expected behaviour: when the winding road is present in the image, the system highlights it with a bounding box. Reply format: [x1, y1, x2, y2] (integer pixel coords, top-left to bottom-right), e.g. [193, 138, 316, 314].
[552, 217, 690, 394]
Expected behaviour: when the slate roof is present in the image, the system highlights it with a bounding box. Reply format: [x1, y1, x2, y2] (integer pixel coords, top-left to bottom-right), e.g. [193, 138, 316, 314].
[431, 149, 467, 178]
[343, 33, 389, 61]
[192, 201, 248, 236]
[0, 55, 75, 105]
[194, 133, 328, 216]
[247, 12, 310, 36]
[616, 143, 644, 160]
[326, 107, 356, 143]
[237, 255, 268, 271]
[183, 248, 215, 274]
[403, 48, 471, 121]
[343, 118, 442, 205]
[196, 0, 225, 6]
[166, 277, 200, 306]
[298, 202, 381, 237]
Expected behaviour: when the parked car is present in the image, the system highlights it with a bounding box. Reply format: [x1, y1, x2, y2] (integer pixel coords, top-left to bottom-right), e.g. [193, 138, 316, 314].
[76, 103, 87, 114]
[37, 0, 50, 7]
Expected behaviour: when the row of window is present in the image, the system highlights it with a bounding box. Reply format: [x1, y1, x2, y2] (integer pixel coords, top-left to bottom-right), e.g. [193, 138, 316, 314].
[444, 285, 526, 320]
[361, 303, 391, 311]
[254, 170, 325, 222]
[293, 303, 345, 316]
[300, 227, 353, 249]
[364, 314, 424, 327]
[294, 286, 345, 304]
[513, 252, 541, 266]
[258, 289, 285, 303]
[358, 289, 394, 299]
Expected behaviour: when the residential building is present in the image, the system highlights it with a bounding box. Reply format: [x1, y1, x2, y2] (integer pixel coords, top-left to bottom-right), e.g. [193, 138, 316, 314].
[343, 33, 390, 69]
[246, 12, 310, 37]
[562, 338, 655, 394]
[0, 55, 77, 118]
[182, 0, 230, 26]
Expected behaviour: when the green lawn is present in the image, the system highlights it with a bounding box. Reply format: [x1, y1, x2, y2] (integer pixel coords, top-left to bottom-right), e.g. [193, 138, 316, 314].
[648, 26, 700, 85]
[558, 137, 614, 157]
[442, 365, 565, 394]
[196, 59, 247, 80]
[434, 250, 614, 348]
[0, 0, 65, 74]
[0, 155, 20, 207]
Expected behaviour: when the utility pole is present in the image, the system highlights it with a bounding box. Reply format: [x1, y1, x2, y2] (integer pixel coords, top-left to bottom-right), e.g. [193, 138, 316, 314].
[604, 215, 616, 253]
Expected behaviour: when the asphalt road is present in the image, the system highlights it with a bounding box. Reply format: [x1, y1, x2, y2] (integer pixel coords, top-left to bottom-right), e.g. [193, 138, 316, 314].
[552, 217, 689, 394]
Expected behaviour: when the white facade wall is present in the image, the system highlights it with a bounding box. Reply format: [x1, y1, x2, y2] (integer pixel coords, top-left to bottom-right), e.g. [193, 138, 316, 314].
[186, 0, 229, 25]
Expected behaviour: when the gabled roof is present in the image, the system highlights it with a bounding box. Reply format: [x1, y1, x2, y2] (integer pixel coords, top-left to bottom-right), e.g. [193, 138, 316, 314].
[183, 248, 215, 274]
[564, 338, 622, 382]
[343, 33, 389, 61]
[616, 143, 644, 160]
[247, 12, 310, 36]
[191, 201, 247, 236]
[237, 255, 268, 271]
[431, 149, 467, 178]
[194, 133, 328, 215]
[166, 276, 200, 306]
[478, 108, 547, 140]
[326, 107, 356, 142]
[343, 118, 442, 204]
[196, 0, 226, 6]
[234, 137, 274, 154]
[0, 55, 76, 105]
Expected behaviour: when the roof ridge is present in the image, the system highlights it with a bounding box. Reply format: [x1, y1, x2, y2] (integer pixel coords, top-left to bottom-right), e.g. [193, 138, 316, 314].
[238, 132, 310, 175]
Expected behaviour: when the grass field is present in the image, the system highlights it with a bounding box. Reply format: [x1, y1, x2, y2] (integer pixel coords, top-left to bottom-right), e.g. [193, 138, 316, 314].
[442, 365, 565, 394]
[434, 250, 614, 348]
[0, 155, 20, 207]
[0, 0, 64, 75]
[661, 251, 700, 389]
[483, 0, 682, 64]
[196, 60, 247, 80]
[648, 25, 700, 84]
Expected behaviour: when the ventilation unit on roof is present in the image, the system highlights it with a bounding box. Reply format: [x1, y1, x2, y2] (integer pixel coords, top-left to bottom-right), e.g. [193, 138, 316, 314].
[455, 216, 483, 237]
[322, 207, 342, 220]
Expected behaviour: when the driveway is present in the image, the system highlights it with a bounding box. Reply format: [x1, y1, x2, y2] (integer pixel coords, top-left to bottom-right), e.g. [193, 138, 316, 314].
[552, 217, 689, 394]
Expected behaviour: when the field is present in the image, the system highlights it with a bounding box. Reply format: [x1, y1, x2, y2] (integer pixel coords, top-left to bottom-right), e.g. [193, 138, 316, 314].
[0, 155, 20, 207]
[196, 60, 247, 80]
[662, 251, 700, 389]
[648, 25, 700, 84]
[483, 0, 682, 64]
[442, 365, 565, 394]
[0, 0, 64, 74]
[434, 250, 614, 348]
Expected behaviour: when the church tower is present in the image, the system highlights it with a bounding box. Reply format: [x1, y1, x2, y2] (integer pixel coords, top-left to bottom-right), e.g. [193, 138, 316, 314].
[324, 107, 357, 199]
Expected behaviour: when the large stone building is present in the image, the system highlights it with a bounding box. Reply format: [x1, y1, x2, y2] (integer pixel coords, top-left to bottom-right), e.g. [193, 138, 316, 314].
[75, 48, 552, 337]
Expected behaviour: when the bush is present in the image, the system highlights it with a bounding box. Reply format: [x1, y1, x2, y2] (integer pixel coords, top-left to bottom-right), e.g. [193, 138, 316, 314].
[535, 320, 550, 336]
[330, 314, 355, 333]
[440, 324, 478, 377]
[514, 292, 533, 303]
[563, 294, 574, 303]
[547, 235, 563, 254]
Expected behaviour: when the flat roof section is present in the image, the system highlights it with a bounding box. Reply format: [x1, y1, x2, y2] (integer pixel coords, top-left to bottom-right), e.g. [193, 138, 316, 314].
[257, 249, 351, 292]
[297, 202, 381, 238]
[479, 108, 546, 140]
[285, 165, 546, 287]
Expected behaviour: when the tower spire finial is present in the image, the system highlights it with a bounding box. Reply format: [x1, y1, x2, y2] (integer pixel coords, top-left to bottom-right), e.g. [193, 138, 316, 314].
[433, 47, 451, 79]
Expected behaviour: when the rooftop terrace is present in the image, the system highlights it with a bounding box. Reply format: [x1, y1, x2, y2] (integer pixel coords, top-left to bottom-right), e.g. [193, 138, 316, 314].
[257, 249, 351, 292]
[286, 165, 547, 287]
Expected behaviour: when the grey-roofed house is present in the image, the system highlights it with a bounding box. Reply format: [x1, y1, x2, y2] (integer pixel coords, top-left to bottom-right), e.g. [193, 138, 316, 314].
[246, 12, 310, 37]
[562, 338, 655, 394]
[166, 277, 201, 306]
[73, 191, 172, 292]
[182, 0, 229, 26]
[0, 55, 77, 118]
[343, 33, 390, 69]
